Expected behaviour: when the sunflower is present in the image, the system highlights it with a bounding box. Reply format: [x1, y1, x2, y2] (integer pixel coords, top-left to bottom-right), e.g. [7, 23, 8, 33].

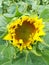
[4, 16, 45, 51]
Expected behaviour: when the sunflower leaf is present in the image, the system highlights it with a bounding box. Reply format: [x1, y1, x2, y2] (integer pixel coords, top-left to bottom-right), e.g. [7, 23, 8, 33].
[40, 8, 49, 22]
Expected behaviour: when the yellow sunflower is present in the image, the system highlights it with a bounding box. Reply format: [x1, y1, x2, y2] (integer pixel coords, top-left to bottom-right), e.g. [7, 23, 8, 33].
[4, 16, 45, 51]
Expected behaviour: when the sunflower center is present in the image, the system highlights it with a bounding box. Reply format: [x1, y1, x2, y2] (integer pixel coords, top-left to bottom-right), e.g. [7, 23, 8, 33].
[15, 21, 35, 42]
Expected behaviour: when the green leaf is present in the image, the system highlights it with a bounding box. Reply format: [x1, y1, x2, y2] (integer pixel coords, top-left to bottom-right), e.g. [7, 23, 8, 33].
[0, 16, 7, 27]
[0, 15, 8, 37]
[4, 13, 16, 18]
[0, 44, 9, 65]
[17, 2, 27, 13]
[0, 7, 2, 14]
[43, 32, 49, 45]
[0, 0, 3, 5]
[3, 3, 17, 18]
[41, 47, 49, 65]
[43, 22, 49, 44]
[11, 52, 48, 65]
[0, 44, 16, 65]
[1, 61, 12, 65]
[3, 46, 15, 59]
[7, 3, 16, 14]
[40, 8, 49, 22]
[44, 22, 49, 32]
[0, 38, 6, 45]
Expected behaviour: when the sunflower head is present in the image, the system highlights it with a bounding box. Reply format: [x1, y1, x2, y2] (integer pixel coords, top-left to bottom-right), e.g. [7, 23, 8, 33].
[4, 16, 45, 51]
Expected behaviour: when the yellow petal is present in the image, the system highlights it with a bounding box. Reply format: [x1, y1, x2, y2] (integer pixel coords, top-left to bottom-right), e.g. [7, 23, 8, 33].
[3, 33, 12, 40]
[38, 30, 46, 36]
[22, 16, 29, 21]
[19, 39, 23, 43]
[19, 46, 23, 51]
[27, 45, 32, 50]
[12, 39, 18, 46]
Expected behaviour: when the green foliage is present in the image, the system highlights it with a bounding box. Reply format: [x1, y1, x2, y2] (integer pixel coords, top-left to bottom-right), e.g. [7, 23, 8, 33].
[40, 8, 49, 22]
